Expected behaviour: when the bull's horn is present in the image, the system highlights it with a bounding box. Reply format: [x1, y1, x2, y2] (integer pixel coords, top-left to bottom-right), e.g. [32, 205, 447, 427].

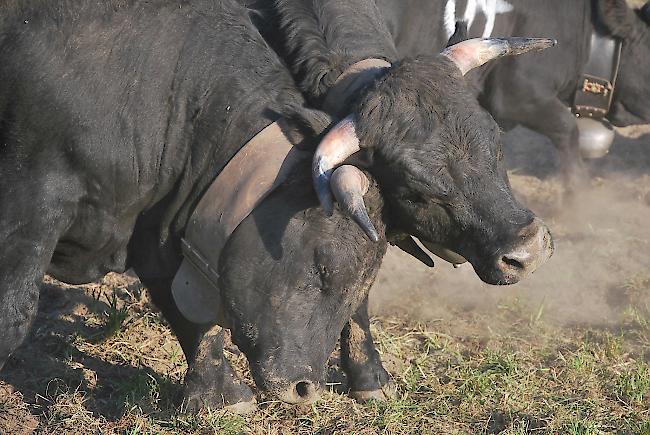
[442, 37, 557, 76]
[312, 115, 361, 215]
[330, 165, 379, 242]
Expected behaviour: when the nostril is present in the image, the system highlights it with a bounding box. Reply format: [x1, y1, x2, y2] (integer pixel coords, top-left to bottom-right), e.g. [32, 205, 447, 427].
[295, 381, 312, 399]
[501, 254, 525, 270]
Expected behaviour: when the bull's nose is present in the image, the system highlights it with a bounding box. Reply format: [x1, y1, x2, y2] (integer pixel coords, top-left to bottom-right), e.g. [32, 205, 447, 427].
[499, 249, 533, 271]
[277, 380, 321, 405]
[495, 218, 554, 283]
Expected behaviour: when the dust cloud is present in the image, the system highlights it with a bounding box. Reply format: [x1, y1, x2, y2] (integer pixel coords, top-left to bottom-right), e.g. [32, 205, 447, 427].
[370, 126, 650, 327]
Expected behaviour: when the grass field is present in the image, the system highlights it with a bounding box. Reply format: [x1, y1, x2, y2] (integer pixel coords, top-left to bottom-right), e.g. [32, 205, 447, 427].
[1, 129, 649, 434]
[0, 271, 648, 434]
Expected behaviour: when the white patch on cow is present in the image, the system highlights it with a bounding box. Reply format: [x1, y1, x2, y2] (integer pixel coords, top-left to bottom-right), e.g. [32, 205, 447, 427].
[444, 0, 457, 39]
[463, 0, 478, 28]
[482, 0, 496, 38]
[494, 0, 514, 13]
[444, 0, 513, 39]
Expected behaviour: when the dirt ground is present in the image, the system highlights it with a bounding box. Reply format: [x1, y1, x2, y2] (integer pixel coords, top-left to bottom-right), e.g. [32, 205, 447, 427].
[0, 127, 649, 434]
[373, 125, 650, 328]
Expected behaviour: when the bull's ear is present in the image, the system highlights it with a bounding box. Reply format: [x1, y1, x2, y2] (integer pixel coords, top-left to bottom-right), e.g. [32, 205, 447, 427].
[598, 0, 639, 38]
[270, 101, 334, 151]
[446, 21, 469, 47]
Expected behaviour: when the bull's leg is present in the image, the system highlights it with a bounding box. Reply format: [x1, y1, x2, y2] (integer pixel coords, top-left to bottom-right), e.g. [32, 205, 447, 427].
[517, 98, 586, 192]
[142, 278, 203, 360]
[486, 87, 586, 192]
[0, 191, 70, 371]
[340, 296, 395, 402]
[141, 278, 256, 414]
[182, 324, 257, 414]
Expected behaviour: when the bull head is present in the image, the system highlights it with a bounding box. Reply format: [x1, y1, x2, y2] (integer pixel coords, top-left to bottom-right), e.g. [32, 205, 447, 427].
[313, 37, 556, 242]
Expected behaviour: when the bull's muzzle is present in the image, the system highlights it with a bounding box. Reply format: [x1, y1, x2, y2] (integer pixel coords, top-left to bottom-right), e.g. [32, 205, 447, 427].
[276, 380, 322, 405]
[493, 217, 554, 284]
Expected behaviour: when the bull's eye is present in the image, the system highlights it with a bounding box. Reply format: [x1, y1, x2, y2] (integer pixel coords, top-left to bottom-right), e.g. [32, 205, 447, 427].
[403, 192, 427, 206]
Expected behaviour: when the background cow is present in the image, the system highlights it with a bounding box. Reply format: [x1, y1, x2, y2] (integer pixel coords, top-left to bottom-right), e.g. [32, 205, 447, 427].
[377, 0, 650, 190]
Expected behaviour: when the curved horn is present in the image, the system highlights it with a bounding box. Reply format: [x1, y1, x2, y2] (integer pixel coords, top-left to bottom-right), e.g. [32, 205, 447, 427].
[442, 37, 557, 76]
[330, 165, 379, 242]
[312, 115, 361, 215]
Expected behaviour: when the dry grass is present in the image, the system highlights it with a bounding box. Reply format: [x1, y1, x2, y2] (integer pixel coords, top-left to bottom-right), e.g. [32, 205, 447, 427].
[1, 273, 649, 434]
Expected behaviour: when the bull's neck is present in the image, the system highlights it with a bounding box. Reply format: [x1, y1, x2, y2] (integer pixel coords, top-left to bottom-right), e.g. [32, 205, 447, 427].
[279, 0, 397, 102]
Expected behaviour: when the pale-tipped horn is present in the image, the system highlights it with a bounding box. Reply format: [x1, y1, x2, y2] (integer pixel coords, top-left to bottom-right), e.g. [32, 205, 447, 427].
[312, 115, 361, 215]
[442, 37, 557, 76]
[330, 165, 379, 242]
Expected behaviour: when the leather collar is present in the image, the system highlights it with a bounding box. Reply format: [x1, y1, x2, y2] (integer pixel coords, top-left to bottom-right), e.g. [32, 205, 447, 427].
[181, 58, 390, 275]
[572, 28, 622, 119]
[171, 59, 390, 323]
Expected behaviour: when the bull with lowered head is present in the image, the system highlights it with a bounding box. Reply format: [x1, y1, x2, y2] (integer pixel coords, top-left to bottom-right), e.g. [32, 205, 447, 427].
[0, 0, 553, 415]
[376, 0, 650, 188]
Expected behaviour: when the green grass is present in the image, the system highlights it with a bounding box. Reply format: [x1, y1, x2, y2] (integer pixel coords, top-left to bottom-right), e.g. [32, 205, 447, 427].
[1, 276, 649, 434]
[561, 420, 601, 435]
[615, 365, 650, 405]
[103, 292, 130, 338]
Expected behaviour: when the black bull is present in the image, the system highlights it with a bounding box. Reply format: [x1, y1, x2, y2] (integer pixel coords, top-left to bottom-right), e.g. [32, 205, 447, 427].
[376, 0, 650, 188]
[0, 0, 552, 412]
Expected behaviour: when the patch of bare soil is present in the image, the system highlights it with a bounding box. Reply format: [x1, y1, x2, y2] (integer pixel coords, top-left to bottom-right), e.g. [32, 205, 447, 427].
[371, 126, 650, 329]
[0, 383, 38, 435]
[0, 274, 186, 434]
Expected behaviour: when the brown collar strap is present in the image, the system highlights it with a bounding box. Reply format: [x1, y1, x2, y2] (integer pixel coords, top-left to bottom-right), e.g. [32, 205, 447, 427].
[572, 30, 622, 119]
[323, 58, 392, 116]
[171, 119, 309, 324]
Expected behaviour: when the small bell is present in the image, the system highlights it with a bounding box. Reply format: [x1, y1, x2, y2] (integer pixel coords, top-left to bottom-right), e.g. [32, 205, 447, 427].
[576, 117, 615, 159]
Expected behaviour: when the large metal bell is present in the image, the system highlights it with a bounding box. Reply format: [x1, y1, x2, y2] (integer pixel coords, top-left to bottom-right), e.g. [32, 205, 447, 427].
[576, 117, 615, 159]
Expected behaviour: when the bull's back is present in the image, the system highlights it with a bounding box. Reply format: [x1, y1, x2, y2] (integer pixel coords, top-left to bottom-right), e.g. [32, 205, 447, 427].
[0, 0, 307, 284]
[0, 0, 193, 190]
